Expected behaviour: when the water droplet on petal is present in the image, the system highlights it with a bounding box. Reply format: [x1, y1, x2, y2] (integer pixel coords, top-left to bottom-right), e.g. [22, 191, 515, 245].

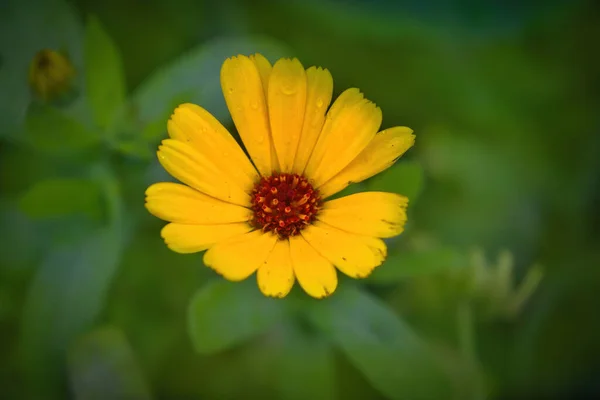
[228, 87, 234, 94]
[316, 98, 324, 107]
[281, 78, 297, 95]
[250, 100, 259, 109]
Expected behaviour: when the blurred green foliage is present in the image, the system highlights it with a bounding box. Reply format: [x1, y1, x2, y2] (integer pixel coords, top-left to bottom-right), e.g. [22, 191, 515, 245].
[1, 0, 599, 399]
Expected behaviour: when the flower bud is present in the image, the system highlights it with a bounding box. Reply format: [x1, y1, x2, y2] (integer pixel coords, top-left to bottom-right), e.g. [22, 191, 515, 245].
[28, 49, 76, 102]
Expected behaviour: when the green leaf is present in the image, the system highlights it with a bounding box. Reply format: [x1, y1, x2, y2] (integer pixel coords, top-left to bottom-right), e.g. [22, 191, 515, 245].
[24, 105, 99, 154]
[366, 160, 424, 204]
[19, 166, 125, 397]
[141, 90, 195, 142]
[326, 181, 368, 201]
[67, 326, 152, 400]
[113, 138, 153, 160]
[0, 0, 83, 137]
[19, 178, 102, 220]
[274, 321, 336, 400]
[131, 36, 290, 127]
[368, 246, 467, 283]
[188, 279, 285, 354]
[84, 15, 126, 129]
[0, 200, 43, 270]
[306, 285, 453, 400]
[20, 225, 125, 396]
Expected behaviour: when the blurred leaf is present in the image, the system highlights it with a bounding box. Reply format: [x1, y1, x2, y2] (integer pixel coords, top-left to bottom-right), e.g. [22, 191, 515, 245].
[326, 181, 368, 201]
[105, 229, 202, 377]
[0, 200, 43, 270]
[84, 15, 126, 129]
[19, 167, 125, 397]
[368, 246, 467, 283]
[0, 0, 83, 137]
[0, 142, 61, 196]
[67, 326, 152, 400]
[141, 91, 194, 141]
[131, 36, 291, 127]
[307, 284, 453, 400]
[19, 178, 102, 220]
[114, 138, 153, 160]
[188, 279, 285, 354]
[24, 105, 99, 154]
[367, 160, 424, 204]
[20, 225, 124, 396]
[506, 264, 544, 317]
[274, 321, 336, 400]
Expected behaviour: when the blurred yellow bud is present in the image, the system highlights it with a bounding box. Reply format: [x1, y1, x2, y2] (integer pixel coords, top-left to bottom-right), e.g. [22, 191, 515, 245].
[28, 49, 76, 101]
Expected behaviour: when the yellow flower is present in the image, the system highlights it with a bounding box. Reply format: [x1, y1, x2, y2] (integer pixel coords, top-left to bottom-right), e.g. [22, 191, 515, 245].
[28, 49, 76, 101]
[145, 54, 415, 299]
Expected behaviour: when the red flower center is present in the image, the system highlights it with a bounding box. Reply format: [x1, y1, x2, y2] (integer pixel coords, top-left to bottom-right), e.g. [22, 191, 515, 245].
[251, 173, 321, 238]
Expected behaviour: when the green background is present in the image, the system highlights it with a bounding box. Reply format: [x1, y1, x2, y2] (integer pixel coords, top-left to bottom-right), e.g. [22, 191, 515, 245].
[1, 0, 598, 398]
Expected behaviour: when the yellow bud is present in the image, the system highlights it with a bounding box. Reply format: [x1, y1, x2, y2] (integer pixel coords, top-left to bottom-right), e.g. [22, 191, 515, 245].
[28, 49, 76, 101]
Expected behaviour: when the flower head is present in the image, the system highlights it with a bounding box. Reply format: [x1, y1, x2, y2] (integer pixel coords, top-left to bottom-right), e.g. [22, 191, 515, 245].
[145, 54, 415, 298]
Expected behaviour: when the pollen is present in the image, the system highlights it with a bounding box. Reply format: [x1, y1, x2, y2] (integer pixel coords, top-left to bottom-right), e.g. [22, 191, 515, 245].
[251, 173, 321, 238]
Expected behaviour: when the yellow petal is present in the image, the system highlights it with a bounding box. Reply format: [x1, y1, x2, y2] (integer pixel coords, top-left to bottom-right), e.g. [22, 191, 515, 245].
[318, 126, 415, 198]
[203, 230, 278, 281]
[168, 103, 258, 186]
[292, 66, 333, 174]
[250, 53, 272, 94]
[221, 55, 275, 176]
[161, 222, 252, 254]
[268, 58, 307, 172]
[249, 54, 279, 171]
[256, 239, 295, 298]
[318, 192, 408, 238]
[145, 182, 252, 224]
[289, 234, 337, 299]
[301, 222, 387, 279]
[157, 139, 251, 206]
[305, 89, 382, 187]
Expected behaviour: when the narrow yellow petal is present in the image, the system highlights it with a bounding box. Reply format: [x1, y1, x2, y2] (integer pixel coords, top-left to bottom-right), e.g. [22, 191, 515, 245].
[161, 222, 252, 254]
[145, 182, 252, 224]
[289, 234, 337, 298]
[292, 67, 333, 174]
[268, 58, 307, 172]
[221, 55, 275, 176]
[305, 89, 382, 187]
[203, 230, 278, 281]
[318, 126, 415, 198]
[319, 192, 408, 238]
[301, 222, 387, 279]
[157, 139, 251, 206]
[249, 54, 279, 172]
[168, 103, 258, 186]
[250, 53, 272, 95]
[256, 239, 295, 298]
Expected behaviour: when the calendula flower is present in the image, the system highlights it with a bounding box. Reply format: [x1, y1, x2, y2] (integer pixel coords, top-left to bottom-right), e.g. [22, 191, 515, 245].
[28, 49, 76, 101]
[145, 54, 415, 298]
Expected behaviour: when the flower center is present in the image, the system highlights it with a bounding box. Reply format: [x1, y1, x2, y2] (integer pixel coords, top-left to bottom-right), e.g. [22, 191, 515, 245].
[251, 173, 321, 238]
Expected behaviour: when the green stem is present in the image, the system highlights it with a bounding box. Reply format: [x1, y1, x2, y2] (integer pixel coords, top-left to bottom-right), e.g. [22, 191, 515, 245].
[457, 301, 485, 400]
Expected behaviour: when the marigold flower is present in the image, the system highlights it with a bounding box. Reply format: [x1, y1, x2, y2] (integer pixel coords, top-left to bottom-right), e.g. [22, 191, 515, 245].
[145, 54, 415, 298]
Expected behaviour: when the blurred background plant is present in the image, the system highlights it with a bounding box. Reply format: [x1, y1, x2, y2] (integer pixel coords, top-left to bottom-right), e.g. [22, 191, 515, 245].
[1, 0, 598, 399]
